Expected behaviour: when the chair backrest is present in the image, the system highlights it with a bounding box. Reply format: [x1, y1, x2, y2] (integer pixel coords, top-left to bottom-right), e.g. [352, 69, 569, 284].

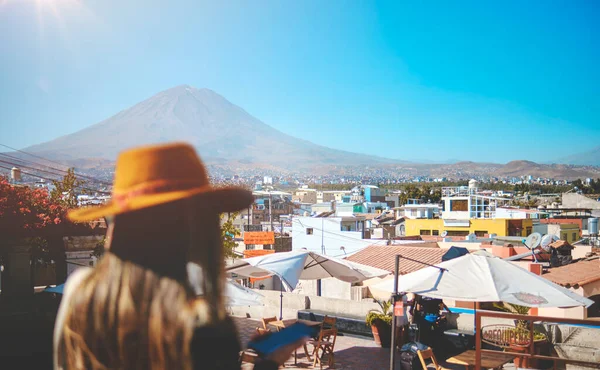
[256, 327, 271, 335]
[322, 315, 337, 329]
[318, 328, 338, 347]
[261, 316, 278, 330]
[239, 350, 259, 364]
[417, 348, 440, 370]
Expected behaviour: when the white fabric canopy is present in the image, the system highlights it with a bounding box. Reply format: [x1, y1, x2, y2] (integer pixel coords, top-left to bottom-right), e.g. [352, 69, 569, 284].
[225, 250, 390, 290]
[372, 250, 593, 308]
[187, 263, 264, 307]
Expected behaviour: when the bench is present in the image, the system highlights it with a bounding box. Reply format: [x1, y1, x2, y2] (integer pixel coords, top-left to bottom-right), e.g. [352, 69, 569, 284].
[297, 309, 373, 338]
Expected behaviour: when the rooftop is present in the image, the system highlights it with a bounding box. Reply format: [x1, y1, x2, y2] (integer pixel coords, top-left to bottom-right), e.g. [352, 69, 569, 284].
[549, 240, 574, 250]
[346, 245, 449, 274]
[543, 258, 600, 287]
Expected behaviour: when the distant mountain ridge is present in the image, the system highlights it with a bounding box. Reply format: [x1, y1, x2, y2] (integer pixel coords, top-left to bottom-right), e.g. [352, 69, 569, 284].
[14, 85, 600, 179]
[555, 146, 600, 166]
[22, 85, 401, 170]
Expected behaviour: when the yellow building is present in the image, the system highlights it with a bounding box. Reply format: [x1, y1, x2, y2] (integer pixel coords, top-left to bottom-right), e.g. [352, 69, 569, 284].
[558, 223, 580, 244]
[405, 218, 534, 238]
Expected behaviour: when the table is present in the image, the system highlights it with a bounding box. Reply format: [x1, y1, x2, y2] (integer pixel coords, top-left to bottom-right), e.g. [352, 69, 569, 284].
[446, 350, 516, 370]
[270, 319, 323, 330]
[269, 319, 323, 365]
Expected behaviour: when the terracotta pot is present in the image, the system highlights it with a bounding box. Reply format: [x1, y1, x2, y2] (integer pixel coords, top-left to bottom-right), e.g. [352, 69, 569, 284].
[371, 319, 392, 348]
[510, 339, 549, 369]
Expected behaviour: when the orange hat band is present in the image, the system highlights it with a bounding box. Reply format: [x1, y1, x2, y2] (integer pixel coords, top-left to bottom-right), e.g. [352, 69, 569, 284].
[112, 179, 209, 209]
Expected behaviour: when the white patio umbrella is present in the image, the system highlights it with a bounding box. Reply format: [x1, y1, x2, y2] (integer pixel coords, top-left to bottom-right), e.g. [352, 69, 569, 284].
[225, 250, 390, 318]
[226, 250, 390, 291]
[371, 250, 593, 308]
[187, 263, 264, 307]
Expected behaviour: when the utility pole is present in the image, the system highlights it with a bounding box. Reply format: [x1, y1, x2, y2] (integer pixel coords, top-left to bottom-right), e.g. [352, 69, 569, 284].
[269, 191, 273, 232]
[318, 216, 325, 296]
[321, 217, 325, 255]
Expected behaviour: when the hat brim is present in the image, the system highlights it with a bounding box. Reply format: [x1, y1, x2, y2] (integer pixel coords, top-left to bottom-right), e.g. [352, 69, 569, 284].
[68, 186, 254, 222]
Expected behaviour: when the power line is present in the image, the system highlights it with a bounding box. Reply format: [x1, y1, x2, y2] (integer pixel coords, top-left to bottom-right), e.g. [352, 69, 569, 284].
[0, 158, 83, 184]
[0, 158, 111, 193]
[0, 165, 111, 195]
[0, 143, 73, 169]
[0, 152, 112, 186]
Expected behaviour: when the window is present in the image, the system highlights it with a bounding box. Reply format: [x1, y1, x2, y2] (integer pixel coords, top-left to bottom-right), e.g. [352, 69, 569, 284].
[450, 200, 468, 211]
[526, 227, 532, 235]
[306, 228, 313, 235]
[420, 230, 431, 236]
[446, 230, 469, 237]
[245, 244, 255, 250]
[432, 230, 439, 236]
[572, 233, 577, 241]
[474, 230, 488, 237]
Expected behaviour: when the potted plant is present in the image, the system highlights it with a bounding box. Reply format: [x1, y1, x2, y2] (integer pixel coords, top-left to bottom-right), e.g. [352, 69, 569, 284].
[493, 303, 549, 369]
[366, 299, 393, 347]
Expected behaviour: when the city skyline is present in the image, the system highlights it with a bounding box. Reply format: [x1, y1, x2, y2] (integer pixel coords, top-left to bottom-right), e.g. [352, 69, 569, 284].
[1, 1, 599, 164]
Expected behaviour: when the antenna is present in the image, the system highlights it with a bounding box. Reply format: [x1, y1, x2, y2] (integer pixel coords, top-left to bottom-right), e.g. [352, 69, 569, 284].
[441, 231, 448, 238]
[524, 232, 542, 262]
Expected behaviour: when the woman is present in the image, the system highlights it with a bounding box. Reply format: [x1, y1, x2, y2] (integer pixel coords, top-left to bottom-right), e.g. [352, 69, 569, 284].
[54, 143, 304, 370]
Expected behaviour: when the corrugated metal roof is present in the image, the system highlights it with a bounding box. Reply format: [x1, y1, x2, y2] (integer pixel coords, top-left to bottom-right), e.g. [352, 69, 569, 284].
[346, 245, 448, 274]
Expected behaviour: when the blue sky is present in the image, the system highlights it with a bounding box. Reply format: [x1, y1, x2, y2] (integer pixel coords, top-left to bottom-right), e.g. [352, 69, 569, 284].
[0, 0, 598, 163]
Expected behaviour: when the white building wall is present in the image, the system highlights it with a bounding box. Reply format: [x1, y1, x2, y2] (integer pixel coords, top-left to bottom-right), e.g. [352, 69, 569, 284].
[443, 210, 470, 220]
[66, 251, 97, 276]
[292, 217, 370, 255]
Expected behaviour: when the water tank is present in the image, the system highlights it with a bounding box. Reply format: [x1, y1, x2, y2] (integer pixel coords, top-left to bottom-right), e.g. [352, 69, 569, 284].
[589, 218, 599, 235]
[468, 179, 478, 190]
[10, 167, 21, 182]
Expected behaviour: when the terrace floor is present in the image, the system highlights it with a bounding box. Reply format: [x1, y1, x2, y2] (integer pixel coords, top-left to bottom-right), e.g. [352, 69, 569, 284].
[233, 316, 501, 370]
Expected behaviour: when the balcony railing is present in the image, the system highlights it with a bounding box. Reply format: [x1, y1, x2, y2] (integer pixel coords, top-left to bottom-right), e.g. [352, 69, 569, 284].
[475, 310, 600, 370]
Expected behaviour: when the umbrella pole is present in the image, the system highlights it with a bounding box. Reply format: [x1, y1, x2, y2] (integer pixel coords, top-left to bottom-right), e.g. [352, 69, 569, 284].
[390, 254, 400, 370]
[279, 277, 283, 320]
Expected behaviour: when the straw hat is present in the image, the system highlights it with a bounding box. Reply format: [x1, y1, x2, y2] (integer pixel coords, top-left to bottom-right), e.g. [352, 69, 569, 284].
[68, 142, 254, 222]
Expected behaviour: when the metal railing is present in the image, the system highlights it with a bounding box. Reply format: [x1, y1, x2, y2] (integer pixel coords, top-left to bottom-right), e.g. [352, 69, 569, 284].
[475, 311, 600, 370]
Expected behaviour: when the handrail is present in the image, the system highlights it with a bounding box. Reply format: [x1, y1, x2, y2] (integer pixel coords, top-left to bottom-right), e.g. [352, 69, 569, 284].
[475, 311, 600, 370]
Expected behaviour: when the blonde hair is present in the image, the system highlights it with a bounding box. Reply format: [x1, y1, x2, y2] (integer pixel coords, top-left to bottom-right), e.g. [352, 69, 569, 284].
[57, 201, 226, 370]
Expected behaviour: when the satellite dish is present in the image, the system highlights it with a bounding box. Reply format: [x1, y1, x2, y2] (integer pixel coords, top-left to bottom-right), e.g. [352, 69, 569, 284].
[524, 232, 542, 263]
[540, 234, 553, 252]
[524, 232, 542, 249]
[441, 231, 448, 238]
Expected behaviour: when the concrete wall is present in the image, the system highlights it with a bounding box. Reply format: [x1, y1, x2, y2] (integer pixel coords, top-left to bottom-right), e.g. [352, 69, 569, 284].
[562, 193, 600, 210]
[63, 235, 104, 251]
[228, 289, 380, 320]
[544, 324, 600, 369]
[298, 278, 353, 300]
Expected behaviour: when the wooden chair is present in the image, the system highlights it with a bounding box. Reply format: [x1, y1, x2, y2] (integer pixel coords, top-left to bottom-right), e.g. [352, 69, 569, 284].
[417, 348, 450, 370]
[256, 327, 271, 335]
[261, 316, 278, 330]
[308, 328, 337, 369]
[239, 349, 259, 365]
[321, 315, 337, 329]
[303, 316, 337, 362]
